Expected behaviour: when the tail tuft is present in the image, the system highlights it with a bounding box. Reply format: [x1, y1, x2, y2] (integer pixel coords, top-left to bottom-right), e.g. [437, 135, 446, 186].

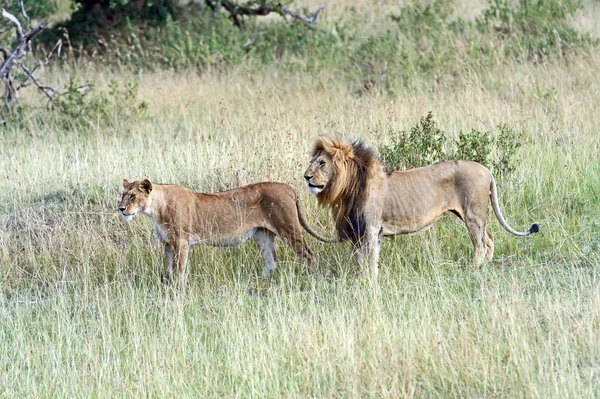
[529, 223, 540, 234]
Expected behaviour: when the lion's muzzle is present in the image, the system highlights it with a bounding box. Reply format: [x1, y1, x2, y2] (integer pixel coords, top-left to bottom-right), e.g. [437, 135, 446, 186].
[306, 181, 325, 195]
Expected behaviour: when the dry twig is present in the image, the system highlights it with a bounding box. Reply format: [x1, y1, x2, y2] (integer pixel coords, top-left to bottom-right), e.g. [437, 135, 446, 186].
[0, 0, 61, 109]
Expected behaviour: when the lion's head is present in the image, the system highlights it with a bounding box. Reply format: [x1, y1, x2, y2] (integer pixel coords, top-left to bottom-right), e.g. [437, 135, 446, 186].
[304, 136, 382, 240]
[118, 179, 153, 222]
[304, 136, 378, 205]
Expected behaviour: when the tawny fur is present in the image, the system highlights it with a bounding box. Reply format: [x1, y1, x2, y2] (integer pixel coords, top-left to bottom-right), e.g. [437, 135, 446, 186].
[118, 179, 333, 282]
[304, 136, 539, 276]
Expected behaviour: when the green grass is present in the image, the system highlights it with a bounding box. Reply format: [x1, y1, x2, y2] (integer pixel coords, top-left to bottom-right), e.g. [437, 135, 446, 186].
[1, 1, 600, 395]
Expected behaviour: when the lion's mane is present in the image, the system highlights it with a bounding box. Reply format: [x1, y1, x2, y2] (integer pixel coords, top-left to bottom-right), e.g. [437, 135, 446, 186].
[311, 136, 383, 241]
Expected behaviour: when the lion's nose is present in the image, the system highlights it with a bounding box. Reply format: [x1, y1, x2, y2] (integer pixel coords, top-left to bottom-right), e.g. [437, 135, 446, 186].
[118, 206, 126, 212]
[304, 175, 313, 182]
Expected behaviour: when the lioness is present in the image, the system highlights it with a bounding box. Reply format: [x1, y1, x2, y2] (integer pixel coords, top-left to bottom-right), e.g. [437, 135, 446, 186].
[304, 136, 539, 275]
[118, 179, 333, 282]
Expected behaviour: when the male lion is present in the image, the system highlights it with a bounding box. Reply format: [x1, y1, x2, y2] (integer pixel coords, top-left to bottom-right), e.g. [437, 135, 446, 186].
[304, 136, 539, 275]
[118, 179, 333, 282]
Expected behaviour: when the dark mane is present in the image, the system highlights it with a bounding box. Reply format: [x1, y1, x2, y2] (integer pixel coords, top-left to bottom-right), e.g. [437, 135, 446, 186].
[311, 136, 383, 243]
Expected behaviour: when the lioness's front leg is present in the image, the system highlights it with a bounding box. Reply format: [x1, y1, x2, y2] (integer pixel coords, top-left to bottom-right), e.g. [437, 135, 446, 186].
[164, 242, 174, 284]
[253, 229, 277, 277]
[172, 239, 190, 284]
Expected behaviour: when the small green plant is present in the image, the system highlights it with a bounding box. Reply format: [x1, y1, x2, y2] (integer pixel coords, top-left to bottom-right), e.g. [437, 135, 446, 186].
[493, 123, 523, 176]
[348, 34, 404, 94]
[455, 129, 494, 168]
[54, 76, 148, 130]
[380, 111, 446, 169]
[379, 112, 524, 177]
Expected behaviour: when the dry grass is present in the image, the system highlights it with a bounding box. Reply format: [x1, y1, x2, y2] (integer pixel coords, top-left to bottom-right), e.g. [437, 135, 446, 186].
[0, 2, 599, 397]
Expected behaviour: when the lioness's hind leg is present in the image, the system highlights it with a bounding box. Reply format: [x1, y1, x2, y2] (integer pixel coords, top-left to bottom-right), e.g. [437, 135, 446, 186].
[254, 229, 278, 277]
[284, 235, 313, 264]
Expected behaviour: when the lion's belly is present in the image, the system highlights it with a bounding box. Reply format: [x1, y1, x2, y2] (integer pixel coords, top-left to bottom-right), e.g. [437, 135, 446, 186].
[382, 221, 436, 236]
[190, 228, 257, 248]
[382, 214, 443, 236]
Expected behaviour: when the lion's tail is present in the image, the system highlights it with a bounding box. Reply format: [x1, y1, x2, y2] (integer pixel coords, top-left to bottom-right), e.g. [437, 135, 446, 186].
[295, 195, 340, 243]
[489, 175, 539, 236]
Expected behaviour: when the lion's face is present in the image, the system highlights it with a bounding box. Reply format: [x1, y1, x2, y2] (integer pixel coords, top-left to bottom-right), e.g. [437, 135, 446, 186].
[118, 179, 153, 222]
[304, 151, 334, 195]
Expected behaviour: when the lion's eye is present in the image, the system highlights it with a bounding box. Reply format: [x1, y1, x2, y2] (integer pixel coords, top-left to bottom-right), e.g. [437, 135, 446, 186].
[130, 195, 135, 200]
[318, 160, 325, 167]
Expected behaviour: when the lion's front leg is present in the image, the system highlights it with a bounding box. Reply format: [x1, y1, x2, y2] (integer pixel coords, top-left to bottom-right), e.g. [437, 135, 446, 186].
[353, 226, 382, 277]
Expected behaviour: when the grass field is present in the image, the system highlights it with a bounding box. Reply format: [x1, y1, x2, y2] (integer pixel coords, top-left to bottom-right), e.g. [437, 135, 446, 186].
[1, 0, 600, 397]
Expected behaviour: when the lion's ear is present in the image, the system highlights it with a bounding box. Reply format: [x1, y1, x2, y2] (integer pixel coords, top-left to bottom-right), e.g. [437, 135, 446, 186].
[139, 178, 153, 194]
[123, 179, 132, 187]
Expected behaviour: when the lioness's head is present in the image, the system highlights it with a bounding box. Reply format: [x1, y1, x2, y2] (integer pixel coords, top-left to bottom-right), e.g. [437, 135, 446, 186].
[118, 179, 153, 222]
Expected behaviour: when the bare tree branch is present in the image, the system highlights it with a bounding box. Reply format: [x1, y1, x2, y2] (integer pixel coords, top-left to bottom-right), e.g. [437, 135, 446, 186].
[1, 8, 24, 40]
[0, 4, 65, 117]
[280, 4, 326, 26]
[18, 0, 30, 31]
[20, 64, 63, 109]
[0, 8, 45, 81]
[205, 1, 326, 28]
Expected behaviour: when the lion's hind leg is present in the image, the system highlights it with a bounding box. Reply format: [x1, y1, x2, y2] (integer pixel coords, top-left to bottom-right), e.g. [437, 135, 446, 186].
[465, 218, 487, 268]
[484, 227, 494, 261]
[254, 229, 278, 277]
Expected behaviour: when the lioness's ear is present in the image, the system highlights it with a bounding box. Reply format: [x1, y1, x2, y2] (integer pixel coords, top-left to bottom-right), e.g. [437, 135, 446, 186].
[123, 179, 132, 187]
[139, 178, 153, 194]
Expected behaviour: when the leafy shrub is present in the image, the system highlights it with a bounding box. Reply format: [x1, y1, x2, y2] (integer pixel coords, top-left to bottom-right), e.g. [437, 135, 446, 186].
[455, 129, 494, 168]
[388, 0, 482, 83]
[492, 123, 523, 176]
[477, 0, 596, 60]
[52, 76, 148, 130]
[383, 0, 596, 86]
[379, 112, 524, 177]
[348, 34, 405, 94]
[379, 112, 445, 169]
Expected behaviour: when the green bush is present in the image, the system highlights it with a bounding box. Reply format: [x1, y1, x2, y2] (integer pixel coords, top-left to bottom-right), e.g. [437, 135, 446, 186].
[348, 34, 404, 94]
[379, 112, 524, 177]
[50, 76, 149, 130]
[382, 0, 596, 85]
[455, 129, 494, 168]
[379, 112, 445, 169]
[477, 0, 596, 60]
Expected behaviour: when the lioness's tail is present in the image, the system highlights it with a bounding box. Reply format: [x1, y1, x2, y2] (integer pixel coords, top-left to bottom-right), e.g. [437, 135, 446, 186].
[295, 196, 340, 243]
[490, 175, 539, 236]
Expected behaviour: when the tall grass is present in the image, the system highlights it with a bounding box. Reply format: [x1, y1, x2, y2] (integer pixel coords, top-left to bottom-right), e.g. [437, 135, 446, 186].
[1, 2, 600, 397]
